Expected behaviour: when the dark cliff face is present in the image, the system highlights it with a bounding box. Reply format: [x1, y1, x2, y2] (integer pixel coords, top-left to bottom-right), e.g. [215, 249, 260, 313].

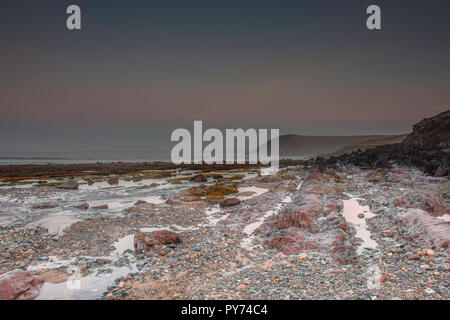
[403, 110, 450, 148]
[324, 110, 450, 176]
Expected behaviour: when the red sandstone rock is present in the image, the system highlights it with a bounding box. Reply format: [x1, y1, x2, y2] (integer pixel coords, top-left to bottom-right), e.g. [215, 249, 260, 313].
[395, 197, 408, 208]
[0, 271, 44, 300]
[134, 230, 182, 253]
[191, 174, 207, 182]
[94, 204, 108, 209]
[74, 203, 89, 210]
[380, 274, 389, 282]
[327, 205, 341, 212]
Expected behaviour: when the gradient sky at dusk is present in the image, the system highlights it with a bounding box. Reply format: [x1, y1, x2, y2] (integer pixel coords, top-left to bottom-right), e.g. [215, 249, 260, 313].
[1, 0, 449, 152]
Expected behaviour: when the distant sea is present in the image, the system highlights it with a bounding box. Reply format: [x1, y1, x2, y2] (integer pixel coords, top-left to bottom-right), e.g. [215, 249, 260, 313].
[0, 150, 172, 165]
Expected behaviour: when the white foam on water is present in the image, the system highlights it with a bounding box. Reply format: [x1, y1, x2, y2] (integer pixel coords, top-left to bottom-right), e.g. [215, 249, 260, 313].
[342, 197, 378, 254]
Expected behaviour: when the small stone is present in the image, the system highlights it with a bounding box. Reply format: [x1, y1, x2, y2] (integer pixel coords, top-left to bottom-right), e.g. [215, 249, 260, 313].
[424, 288, 434, 294]
[74, 203, 89, 210]
[406, 253, 420, 260]
[382, 230, 393, 237]
[238, 284, 247, 291]
[94, 204, 108, 209]
[426, 249, 435, 257]
[2, 253, 11, 259]
[379, 274, 389, 282]
[420, 264, 430, 270]
[96, 258, 111, 265]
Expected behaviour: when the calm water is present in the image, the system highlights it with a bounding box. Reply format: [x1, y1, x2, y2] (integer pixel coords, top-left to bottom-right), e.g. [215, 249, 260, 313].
[0, 150, 171, 165]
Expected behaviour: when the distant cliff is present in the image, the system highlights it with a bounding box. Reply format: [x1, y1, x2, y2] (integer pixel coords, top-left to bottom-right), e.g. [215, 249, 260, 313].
[403, 110, 450, 148]
[278, 134, 406, 158]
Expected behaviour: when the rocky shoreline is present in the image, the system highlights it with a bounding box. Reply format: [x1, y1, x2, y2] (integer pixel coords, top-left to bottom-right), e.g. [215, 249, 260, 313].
[0, 111, 449, 300]
[0, 161, 448, 300]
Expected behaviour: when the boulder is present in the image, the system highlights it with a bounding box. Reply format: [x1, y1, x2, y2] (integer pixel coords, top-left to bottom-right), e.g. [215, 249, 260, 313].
[219, 198, 241, 208]
[134, 230, 182, 253]
[56, 181, 79, 190]
[74, 203, 89, 210]
[0, 270, 44, 300]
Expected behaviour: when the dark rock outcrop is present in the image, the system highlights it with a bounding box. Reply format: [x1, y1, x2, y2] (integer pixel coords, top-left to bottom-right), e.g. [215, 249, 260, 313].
[403, 110, 450, 148]
[323, 110, 450, 176]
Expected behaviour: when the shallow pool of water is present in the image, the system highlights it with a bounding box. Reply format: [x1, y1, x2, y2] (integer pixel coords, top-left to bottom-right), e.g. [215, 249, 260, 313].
[342, 197, 378, 254]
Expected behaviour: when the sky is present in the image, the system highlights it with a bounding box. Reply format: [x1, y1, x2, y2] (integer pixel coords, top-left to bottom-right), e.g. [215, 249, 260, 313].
[0, 0, 449, 153]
